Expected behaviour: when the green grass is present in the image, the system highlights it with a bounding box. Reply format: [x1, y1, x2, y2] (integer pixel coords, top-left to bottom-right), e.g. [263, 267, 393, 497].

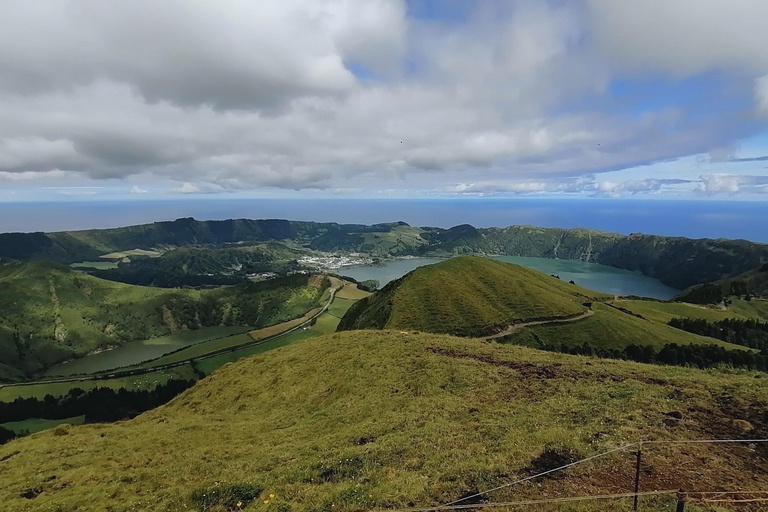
[339, 256, 609, 337]
[2, 330, 767, 511]
[193, 330, 319, 375]
[1, 415, 85, 435]
[518, 303, 750, 351]
[726, 298, 768, 321]
[335, 284, 371, 301]
[327, 298, 356, 319]
[310, 313, 341, 334]
[615, 300, 747, 324]
[0, 365, 198, 401]
[137, 333, 256, 368]
[70, 261, 119, 270]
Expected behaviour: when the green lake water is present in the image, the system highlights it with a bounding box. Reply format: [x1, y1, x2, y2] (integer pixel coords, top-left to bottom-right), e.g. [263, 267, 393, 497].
[44, 326, 249, 377]
[340, 256, 680, 300]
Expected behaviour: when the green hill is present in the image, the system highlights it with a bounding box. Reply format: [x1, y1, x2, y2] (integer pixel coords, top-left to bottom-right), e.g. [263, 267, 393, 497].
[338, 256, 607, 337]
[0, 261, 329, 380]
[676, 264, 768, 303]
[1, 330, 767, 511]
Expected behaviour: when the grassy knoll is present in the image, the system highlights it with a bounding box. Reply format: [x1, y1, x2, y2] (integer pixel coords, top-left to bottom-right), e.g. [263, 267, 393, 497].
[2, 330, 767, 511]
[1, 416, 85, 435]
[517, 303, 750, 351]
[0, 260, 328, 379]
[310, 312, 342, 334]
[339, 256, 609, 337]
[0, 365, 198, 401]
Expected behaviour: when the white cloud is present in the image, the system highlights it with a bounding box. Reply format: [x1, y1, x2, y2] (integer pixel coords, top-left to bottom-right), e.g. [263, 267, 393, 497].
[695, 174, 768, 196]
[0, 0, 765, 196]
[130, 185, 148, 194]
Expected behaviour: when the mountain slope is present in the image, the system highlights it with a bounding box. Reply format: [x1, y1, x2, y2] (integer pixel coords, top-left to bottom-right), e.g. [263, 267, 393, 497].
[0, 261, 328, 379]
[338, 256, 607, 337]
[1, 330, 766, 512]
[676, 263, 768, 303]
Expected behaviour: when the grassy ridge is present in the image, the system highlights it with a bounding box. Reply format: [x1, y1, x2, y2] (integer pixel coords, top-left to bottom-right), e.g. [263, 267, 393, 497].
[339, 256, 607, 337]
[1, 330, 767, 511]
[0, 261, 328, 379]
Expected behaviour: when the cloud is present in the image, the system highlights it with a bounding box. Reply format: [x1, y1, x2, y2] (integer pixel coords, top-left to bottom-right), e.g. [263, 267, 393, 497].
[587, 1, 768, 75]
[130, 185, 148, 194]
[0, 1, 765, 195]
[756, 74, 768, 117]
[695, 174, 768, 196]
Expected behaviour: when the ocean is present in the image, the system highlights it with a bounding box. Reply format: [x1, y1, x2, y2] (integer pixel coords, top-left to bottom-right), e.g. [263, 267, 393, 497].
[0, 198, 766, 243]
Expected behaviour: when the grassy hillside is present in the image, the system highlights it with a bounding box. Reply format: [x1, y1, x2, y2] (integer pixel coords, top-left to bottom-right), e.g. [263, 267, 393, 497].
[338, 256, 608, 337]
[677, 264, 768, 303]
[0, 261, 329, 379]
[514, 303, 750, 351]
[1, 331, 767, 511]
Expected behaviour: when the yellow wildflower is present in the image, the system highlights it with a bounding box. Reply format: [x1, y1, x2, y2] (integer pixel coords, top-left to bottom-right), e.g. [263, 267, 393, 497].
[269, 494, 275, 499]
[237, 502, 242, 508]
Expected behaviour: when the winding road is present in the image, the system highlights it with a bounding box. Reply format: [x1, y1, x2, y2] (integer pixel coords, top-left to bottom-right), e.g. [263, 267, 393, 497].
[485, 308, 595, 340]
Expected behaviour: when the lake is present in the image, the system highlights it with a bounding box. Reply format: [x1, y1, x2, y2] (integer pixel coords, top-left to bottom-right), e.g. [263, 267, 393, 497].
[44, 326, 249, 377]
[340, 256, 680, 300]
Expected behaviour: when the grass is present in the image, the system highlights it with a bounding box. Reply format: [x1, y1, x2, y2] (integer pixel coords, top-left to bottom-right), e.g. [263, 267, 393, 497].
[310, 313, 341, 334]
[335, 283, 371, 301]
[616, 300, 752, 324]
[248, 309, 321, 341]
[138, 333, 256, 368]
[327, 298, 356, 319]
[1, 415, 85, 435]
[193, 330, 319, 375]
[339, 256, 610, 337]
[100, 249, 162, 259]
[2, 330, 767, 511]
[0, 365, 198, 401]
[726, 298, 768, 321]
[517, 303, 750, 351]
[70, 261, 119, 270]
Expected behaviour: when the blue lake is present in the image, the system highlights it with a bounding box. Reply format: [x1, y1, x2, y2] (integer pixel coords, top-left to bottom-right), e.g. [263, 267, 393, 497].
[340, 256, 680, 300]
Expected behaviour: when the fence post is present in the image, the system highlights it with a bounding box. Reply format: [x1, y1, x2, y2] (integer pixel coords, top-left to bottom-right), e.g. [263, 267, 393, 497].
[676, 490, 685, 512]
[633, 443, 643, 512]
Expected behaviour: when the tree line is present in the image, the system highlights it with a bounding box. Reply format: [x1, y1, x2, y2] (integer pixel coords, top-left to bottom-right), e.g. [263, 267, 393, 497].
[668, 317, 768, 352]
[0, 379, 195, 445]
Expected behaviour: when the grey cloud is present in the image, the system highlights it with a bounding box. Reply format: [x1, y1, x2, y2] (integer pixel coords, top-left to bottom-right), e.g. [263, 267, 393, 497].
[0, 0, 766, 193]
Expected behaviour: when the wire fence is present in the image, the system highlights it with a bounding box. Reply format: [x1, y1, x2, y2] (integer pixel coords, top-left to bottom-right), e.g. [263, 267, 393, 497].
[393, 438, 768, 512]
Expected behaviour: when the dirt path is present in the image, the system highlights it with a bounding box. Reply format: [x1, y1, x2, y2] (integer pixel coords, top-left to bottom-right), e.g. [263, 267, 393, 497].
[486, 308, 595, 340]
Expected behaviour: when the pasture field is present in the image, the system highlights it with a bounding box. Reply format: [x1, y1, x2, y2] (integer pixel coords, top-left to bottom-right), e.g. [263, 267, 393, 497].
[335, 283, 371, 300]
[615, 300, 746, 324]
[193, 330, 320, 375]
[100, 249, 162, 259]
[70, 261, 119, 270]
[520, 303, 751, 351]
[327, 297, 356, 319]
[248, 309, 321, 340]
[309, 312, 341, 334]
[1, 415, 86, 435]
[0, 365, 198, 401]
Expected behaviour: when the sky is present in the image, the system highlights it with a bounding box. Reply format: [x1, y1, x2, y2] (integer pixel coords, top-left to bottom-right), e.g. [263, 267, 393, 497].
[1, 0, 768, 202]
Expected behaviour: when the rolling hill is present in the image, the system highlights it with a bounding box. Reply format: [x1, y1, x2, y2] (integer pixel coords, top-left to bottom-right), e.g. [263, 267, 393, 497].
[1, 330, 767, 511]
[0, 261, 329, 380]
[338, 256, 608, 337]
